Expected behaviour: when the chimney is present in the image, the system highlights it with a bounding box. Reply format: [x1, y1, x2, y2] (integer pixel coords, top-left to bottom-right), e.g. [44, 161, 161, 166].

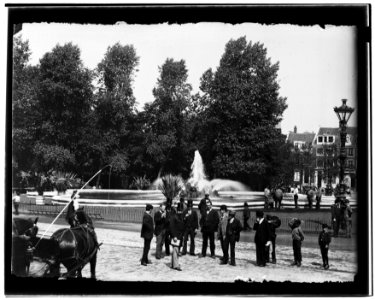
[294, 126, 297, 133]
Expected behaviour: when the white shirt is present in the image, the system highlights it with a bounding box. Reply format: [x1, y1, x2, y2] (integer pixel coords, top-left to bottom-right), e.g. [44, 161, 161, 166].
[294, 188, 299, 195]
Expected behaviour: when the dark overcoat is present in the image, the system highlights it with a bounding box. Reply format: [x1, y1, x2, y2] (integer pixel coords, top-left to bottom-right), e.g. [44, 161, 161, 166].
[141, 212, 154, 240]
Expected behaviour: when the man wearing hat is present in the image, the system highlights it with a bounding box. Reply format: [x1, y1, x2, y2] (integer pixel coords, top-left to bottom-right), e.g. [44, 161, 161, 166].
[243, 202, 251, 231]
[224, 210, 243, 266]
[217, 205, 229, 264]
[253, 210, 272, 267]
[140, 204, 154, 266]
[199, 199, 220, 258]
[318, 223, 331, 269]
[198, 193, 210, 229]
[154, 202, 167, 259]
[182, 200, 198, 255]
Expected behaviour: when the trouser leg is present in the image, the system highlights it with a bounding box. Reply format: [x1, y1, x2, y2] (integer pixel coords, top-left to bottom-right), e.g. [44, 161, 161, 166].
[172, 246, 179, 268]
[165, 230, 170, 255]
[222, 238, 229, 262]
[189, 231, 195, 254]
[156, 230, 165, 258]
[202, 232, 208, 256]
[229, 239, 236, 264]
[209, 232, 215, 256]
[142, 238, 151, 263]
[271, 237, 276, 261]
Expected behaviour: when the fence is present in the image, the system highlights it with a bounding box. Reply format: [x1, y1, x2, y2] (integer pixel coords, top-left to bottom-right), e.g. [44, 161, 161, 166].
[19, 202, 356, 234]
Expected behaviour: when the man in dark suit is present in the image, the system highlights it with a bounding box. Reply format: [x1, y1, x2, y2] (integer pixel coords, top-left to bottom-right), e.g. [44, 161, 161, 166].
[182, 200, 199, 255]
[199, 199, 220, 258]
[224, 210, 243, 266]
[154, 202, 167, 259]
[253, 210, 272, 267]
[141, 204, 154, 266]
[198, 193, 210, 229]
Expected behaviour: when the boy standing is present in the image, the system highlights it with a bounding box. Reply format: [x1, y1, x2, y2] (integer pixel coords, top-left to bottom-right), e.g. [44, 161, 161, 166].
[318, 223, 331, 269]
[290, 218, 304, 267]
[141, 204, 154, 266]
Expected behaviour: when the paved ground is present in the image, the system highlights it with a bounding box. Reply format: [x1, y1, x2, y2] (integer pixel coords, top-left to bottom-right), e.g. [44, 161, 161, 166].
[21, 214, 357, 282]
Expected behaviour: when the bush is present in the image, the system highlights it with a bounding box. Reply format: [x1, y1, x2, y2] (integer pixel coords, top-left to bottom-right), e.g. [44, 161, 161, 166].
[158, 174, 184, 202]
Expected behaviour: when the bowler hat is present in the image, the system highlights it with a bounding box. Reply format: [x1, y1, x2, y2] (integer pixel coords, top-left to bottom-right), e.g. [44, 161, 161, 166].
[322, 223, 328, 229]
[146, 204, 153, 211]
[244, 202, 249, 207]
[256, 210, 264, 218]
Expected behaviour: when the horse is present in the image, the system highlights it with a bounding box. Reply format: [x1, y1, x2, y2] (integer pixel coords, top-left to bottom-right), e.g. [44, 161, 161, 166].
[45, 226, 99, 279]
[12, 217, 39, 277]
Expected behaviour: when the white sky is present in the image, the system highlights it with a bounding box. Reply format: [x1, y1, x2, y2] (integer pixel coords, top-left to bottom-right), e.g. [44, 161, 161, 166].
[16, 22, 358, 135]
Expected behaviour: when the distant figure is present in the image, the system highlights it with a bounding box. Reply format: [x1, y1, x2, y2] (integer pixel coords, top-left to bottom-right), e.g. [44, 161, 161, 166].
[293, 186, 299, 209]
[199, 199, 220, 258]
[274, 188, 283, 210]
[253, 210, 272, 267]
[218, 205, 229, 264]
[290, 218, 304, 267]
[225, 211, 243, 266]
[140, 204, 154, 266]
[179, 196, 187, 212]
[264, 187, 271, 209]
[318, 223, 331, 270]
[164, 204, 172, 256]
[12, 191, 21, 215]
[315, 187, 322, 210]
[170, 203, 185, 271]
[266, 215, 281, 264]
[331, 199, 343, 237]
[243, 202, 251, 230]
[154, 202, 167, 259]
[307, 189, 315, 209]
[343, 199, 353, 238]
[182, 200, 198, 256]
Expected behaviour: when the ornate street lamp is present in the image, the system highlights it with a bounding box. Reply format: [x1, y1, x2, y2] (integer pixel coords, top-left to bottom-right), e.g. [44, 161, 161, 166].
[333, 99, 355, 200]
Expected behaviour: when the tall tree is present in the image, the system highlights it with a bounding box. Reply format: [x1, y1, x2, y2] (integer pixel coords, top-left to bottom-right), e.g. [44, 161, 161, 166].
[142, 58, 193, 178]
[198, 37, 287, 188]
[12, 36, 40, 183]
[91, 43, 139, 185]
[35, 42, 94, 173]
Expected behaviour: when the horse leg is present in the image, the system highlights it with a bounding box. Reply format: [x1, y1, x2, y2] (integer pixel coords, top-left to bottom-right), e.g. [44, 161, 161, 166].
[90, 252, 97, 279]
[77, 268, 82, 278]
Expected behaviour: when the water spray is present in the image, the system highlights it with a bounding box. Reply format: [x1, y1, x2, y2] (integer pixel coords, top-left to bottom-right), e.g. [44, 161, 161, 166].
[34, 165, 112, 248]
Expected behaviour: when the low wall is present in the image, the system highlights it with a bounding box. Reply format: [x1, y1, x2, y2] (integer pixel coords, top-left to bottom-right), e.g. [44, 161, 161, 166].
[19, 203, 356, 234]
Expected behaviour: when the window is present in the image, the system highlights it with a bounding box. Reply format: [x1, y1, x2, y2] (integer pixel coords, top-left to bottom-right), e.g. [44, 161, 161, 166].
[324, 136, 327, 143]
[317, 148, 323, 155]
[328, 136, 334, 143]
[347, 160, 354, 168]
[348, 148, 354, 156]
[318, 136, 323, 143]
[317, 160, 324, 168]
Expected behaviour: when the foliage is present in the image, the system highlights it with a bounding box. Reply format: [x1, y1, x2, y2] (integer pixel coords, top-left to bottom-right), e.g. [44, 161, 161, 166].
[196, 37, 287, 187]
[142, 58, 194, 179]
[158, 174, 184, 201]
[131, 175, 151, 190]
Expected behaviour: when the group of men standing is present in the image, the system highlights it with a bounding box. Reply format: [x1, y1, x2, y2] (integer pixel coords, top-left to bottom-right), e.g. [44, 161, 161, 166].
[140, 194, 284, 270]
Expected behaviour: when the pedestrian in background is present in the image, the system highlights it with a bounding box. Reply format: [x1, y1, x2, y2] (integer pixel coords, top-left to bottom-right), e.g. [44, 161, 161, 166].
[170, 203, 185, 271]
[154, 202, 167, 259]
[343, 199, 353, 238]
[264, 187, 271, 209]
[225, 210, 243, 266]
[290, 218, 304, 267]
[182, 200, 198, 255]
[243, 202, 251, 230]
[12, 191, 21, 215]
[164, 204, 172, 256]
[218, 205, 229, 264]
[315, 187, 322, 210]
[274, 187, 283, 210]
[331, 199, 343, 237]
[199, 199, 220, 258]
[318, 223, 331, 269]
[293, 185, 299, 209]
[253, 210, 272, 267]
[307, 188, 315, 209]
[140, 204, 154, 266]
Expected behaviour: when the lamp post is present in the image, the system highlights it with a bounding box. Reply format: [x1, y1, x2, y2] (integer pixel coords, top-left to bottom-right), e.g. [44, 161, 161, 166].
[333, 99, 354, 201]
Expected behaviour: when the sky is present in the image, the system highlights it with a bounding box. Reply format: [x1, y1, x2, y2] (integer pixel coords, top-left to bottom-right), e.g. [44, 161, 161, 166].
[16, 22, 358, 135]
